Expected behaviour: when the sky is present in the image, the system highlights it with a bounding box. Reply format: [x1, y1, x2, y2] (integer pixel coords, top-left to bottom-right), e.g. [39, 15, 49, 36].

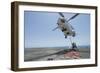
[24, 11, 90, 48]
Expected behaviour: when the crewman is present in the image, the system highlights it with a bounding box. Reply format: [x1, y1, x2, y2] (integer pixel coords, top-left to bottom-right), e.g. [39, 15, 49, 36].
[71, 42, 78, 51]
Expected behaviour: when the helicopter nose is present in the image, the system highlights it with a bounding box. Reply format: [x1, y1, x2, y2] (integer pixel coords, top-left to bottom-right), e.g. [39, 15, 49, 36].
[61, 19, 65, 23]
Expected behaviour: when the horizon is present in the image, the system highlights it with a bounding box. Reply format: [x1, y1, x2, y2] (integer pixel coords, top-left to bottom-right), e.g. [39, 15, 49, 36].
[25, 45, 90, 49]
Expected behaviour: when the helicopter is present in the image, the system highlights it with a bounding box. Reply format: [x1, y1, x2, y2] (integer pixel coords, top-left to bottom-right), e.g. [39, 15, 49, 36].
[52, 12, 79, 38]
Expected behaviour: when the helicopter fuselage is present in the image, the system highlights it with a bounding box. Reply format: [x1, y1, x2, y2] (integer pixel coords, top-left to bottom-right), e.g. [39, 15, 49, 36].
[57, 17, 75, 38]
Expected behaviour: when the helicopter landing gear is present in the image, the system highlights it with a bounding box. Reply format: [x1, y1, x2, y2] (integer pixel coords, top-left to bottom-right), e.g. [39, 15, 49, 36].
[65, 35, 67, 38]
[64, 32, 69, 38]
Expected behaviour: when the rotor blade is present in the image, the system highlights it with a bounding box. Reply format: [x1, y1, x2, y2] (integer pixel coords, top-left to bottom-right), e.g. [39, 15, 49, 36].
[59, 12, 65, 17]
[52, 26, 59, 31]
[67, 13, 79, 22]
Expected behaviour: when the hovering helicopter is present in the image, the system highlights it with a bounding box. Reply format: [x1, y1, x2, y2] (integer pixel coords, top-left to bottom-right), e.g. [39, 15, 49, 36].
[52, 12, 79, 38]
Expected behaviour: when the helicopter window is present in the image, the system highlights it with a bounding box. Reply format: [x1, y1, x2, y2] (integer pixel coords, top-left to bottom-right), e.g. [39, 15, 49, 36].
[61, 19, 65, 23]
[67, 32, 70, 34]
[62, 27, 67, 32]
[57, 23, 60, 25]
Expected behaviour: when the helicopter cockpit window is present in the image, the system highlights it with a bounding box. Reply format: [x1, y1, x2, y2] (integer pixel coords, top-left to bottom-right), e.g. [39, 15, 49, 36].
[61, 19, 65, 23]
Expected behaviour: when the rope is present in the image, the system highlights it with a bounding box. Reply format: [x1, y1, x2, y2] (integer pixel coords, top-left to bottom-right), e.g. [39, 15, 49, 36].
[69, 36, 73, 45]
